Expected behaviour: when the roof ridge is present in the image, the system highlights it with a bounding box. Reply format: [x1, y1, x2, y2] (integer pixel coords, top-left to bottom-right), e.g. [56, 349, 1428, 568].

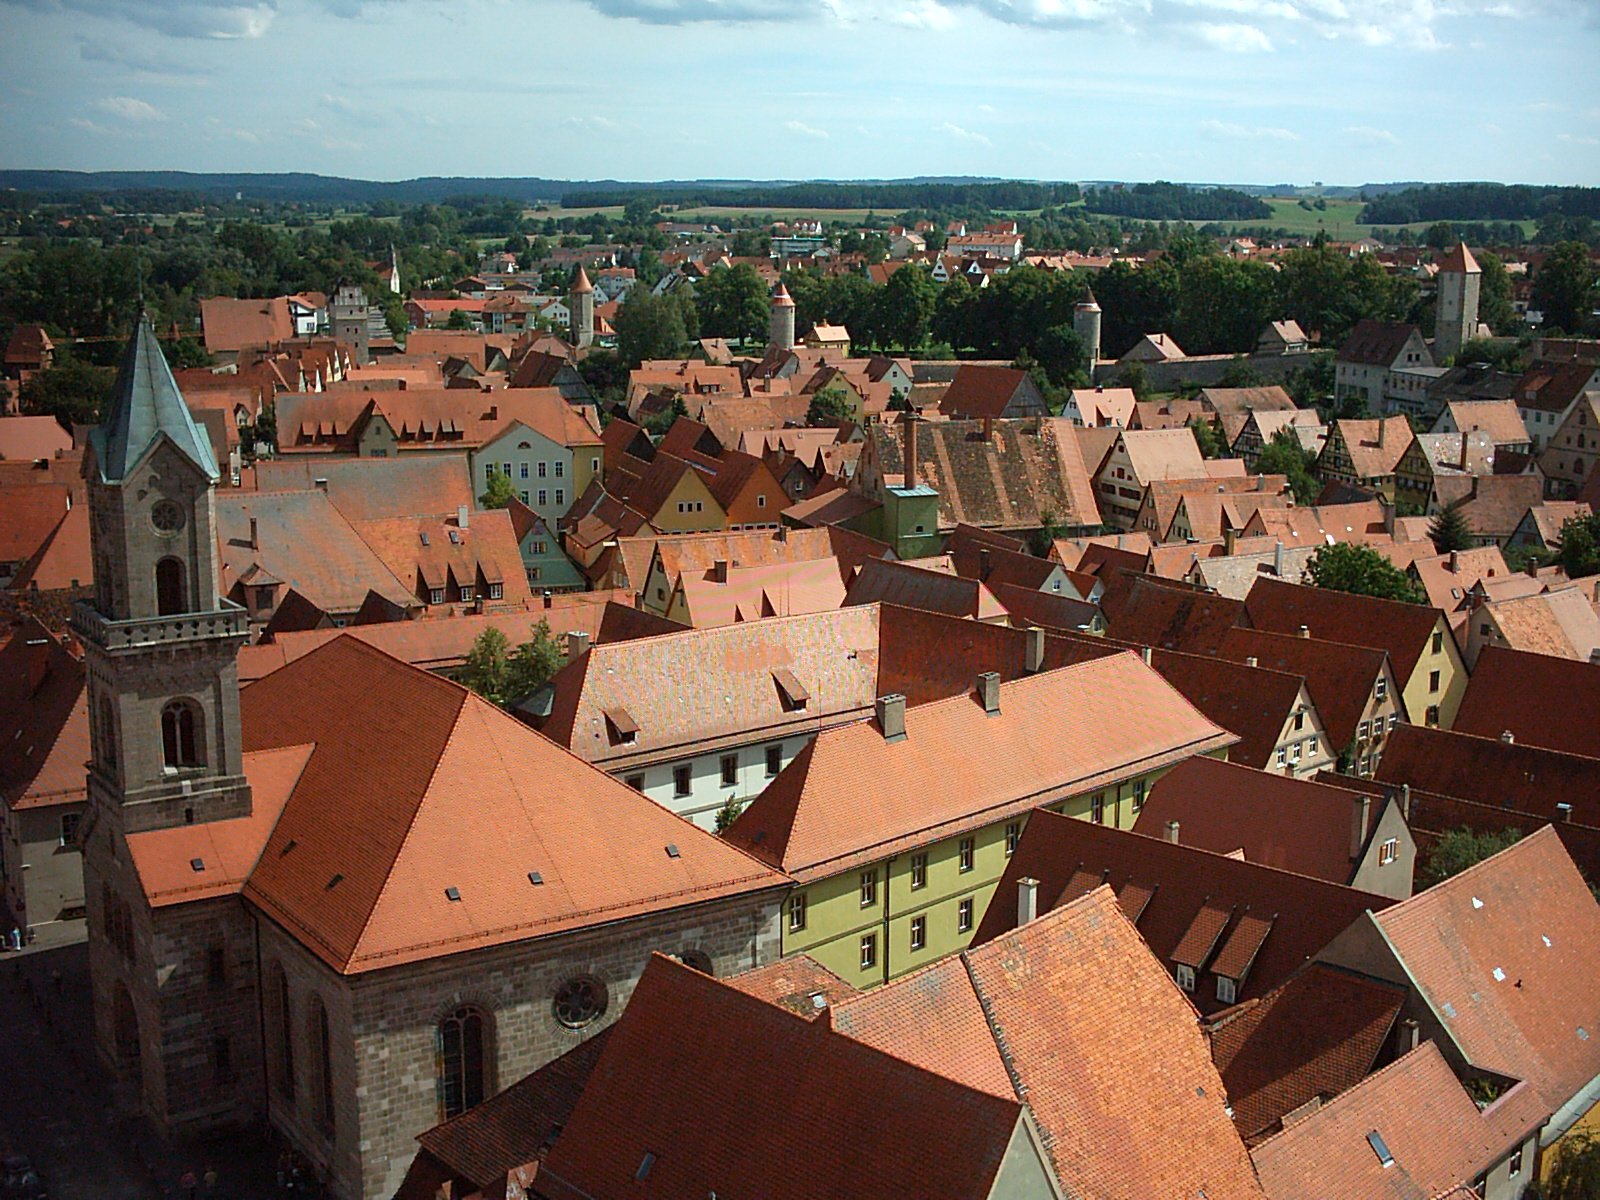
[1248, 1039, 1447, 1154]
[1384, 824, 1559, 914]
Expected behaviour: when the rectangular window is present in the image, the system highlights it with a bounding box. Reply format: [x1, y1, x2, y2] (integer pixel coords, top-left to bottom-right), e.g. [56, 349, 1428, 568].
[1509, 1147, 1523, 1178]
[59, 812, 81, 846]
[910, 853, 928, 890]
[1388, 714, 1399, 732]
[1216, 975, 1237, 1004]
[555, 489, 564, 506]
[1375, 676, 1387, 701]
[860, 870, 877, 907]
[673, 765, 691, 797]
[720, 754, 737, 787]
[458, 586, 474, 602]
[554, 461, 564, 478]
[538, 461, 548, 478]
[765, 744, 783, 777]
[488, 583, 502, 600]
[958, 838, 975, 872]
[1432, 630, 1443, 655]
[1277, 746, 1288, 767]
[519, 462, 529, 479]
[1291, 742, 1302, 764]
[538, 490, 548, 507]
[1174, 963, 1196, 992]
[429, 588, 444, 605]
[1005, 822, 1020, 856]
[592, 456, 600, 473]
[1429, 670, 1441, 693]
[1359, 719, 1371, 740]
[860, 934, 876, 970]
[1133, 779, 1146, 811]
[1294, 709, 1305, 731]
[1091, 794, 1105, 824]
[789, 893, 807, 932]
[910, 915, 926, 951]
[1426, 704, 1440, 727]
[958, 897, 974, 933]
[626, 774, 644, 792]
[502, 462, 512, 478]
[519, 491, 530, 504]
[1380, 838, 1398, 865]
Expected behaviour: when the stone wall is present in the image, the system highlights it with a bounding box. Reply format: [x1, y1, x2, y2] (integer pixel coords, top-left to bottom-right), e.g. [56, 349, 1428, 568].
[1094, 349, 1320, 390]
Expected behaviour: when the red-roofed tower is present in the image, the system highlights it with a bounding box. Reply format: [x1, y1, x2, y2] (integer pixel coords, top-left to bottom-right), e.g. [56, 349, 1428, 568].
[1435, 241, 1482, 363]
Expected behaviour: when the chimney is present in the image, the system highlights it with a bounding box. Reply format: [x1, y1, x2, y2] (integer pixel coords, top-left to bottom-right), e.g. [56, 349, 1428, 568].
[1140, 646, 1153, 666]
[1378, 417, 1387, 448]
[565, 630, 590, 659]
[1116, 533, 1124, 550]
[1351, 795, 1371, 860]
[1590, 648, 1600, 666]
[983, 415, 995, 441]
[1164, 820, 1181, 844]
[542, 589, 552, 609]
[1527, 557, 1540, 579]
[1257, 473, 1266, 492]
[457, 504, 470, 530]
[977, 671, 1001, 716]
[1449, 549, 1460, 572]
[711, 559, 729, 583]
[1017, 877, 1039, 926]
[1557, 802, 1574, 823]
[979, 548, 992, 580]
[1500, 730, 1514, 744]
[1297, 624, 1311, 639]
[1273, 539, 1285, 577]
[1400, 783, 1411, 820]
[876, 693, 907, 743]
[1025, 626, 1045, 674]
[904, 416, 919, 484]
[1245, 656, 1259, 667]
[248, 517, 259, 550]
[1458, 433, 1470, 471]
[1399, 1018, 1420, 1053]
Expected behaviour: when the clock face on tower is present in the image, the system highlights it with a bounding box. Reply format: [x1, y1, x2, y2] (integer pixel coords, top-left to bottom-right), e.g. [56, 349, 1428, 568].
[150, 499, 185, 535]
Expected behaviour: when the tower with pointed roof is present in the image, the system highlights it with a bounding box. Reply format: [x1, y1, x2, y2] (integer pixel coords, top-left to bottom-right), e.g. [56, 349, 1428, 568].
[74, 317, 256, 1118]
[769, 282, 796, 354]
[1435, 241, 1481, 364]
[569, 265, 595, 349]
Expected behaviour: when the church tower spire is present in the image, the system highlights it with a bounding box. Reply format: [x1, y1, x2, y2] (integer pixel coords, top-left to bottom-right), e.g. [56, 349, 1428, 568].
[74, 315, 252, 835]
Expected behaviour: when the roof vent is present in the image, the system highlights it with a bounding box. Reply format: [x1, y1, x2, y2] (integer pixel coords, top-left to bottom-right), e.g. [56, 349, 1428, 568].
[420, 532, 430, 546]
[190, 857, 206, 873]
[445, 887, 461, 901]
[1580, 1027, 1590, 1041]
[1366, 1130, 1395, 1168]
[326, 873, 344, 890]
[635, 1153, 656, 1181]
[1492, 967, 1506, 981]
[665, 844, 681, 859]
[528, 871, 544, 886]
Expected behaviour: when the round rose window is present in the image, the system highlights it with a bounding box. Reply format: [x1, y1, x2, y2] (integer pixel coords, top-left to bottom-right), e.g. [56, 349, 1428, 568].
[150, 500, 185, 535]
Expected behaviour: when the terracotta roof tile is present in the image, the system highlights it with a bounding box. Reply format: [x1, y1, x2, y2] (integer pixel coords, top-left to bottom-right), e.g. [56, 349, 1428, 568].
[725, 953, 858, 1017]
[251, 455, 474, 521]
[844, 555, 1005, 620]
[1215, 627, 1390, 751]
[8, 499, 91, 593]
[0, 484, 70, 564]
[1452, 645, 1600, 758]
[1336, 319, 1424, 369]
[1244, 575, 1444, 683]
[0, 618, 88, 809]
[1107, 574, 1246, 653]
[1373, 723, 1600, 826]
[0, 415, 73, 462]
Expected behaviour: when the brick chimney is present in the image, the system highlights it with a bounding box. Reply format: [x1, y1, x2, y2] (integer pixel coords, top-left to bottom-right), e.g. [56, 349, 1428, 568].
[711, 559, 729, 583]
[977, 671, 1001, 716]
[457, 504, 470, 530]
[1351, 795, 1371, 860]
[979, 548, 992, 580]
[542, 589, 552, 609]
[1164, 820, 1180, 844]
[1017, 877, 1039, 925]
[876, 693, 907, 743]
[1025, 626, 1045, 674]
[903, 416, 919, 485]
[248, 517, 259, 550]
[565, 630, 590, 659]
[1449, 549, 1460, 572]
[983, 415, 995, 441]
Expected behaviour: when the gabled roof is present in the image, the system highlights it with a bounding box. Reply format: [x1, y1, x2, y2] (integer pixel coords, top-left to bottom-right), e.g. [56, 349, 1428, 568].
[1244, 575, 1444, 683]
[1452, 645, 1600, 758]
[0, 415, 73, 463]
[975, 810, 1393, 1013]
[1112, 427, 1208, 483]
[844, 555, 1006, 621]
[1337, 319, 1424, 368]
[1106, 573, 1246, 654]
[227, 637, 787, 973]
[1136, 758, 1388, 885]
[8, 499, 91, 593]
[1478, 582, 1600, 660]
[199, 295, 295, 353]
[1199, 386, 1298, 415]
[92, 317, 219, 483]
[1141, 656, 1314, 774]
[1216, 626, 1392, 750]
[831, 886, 1266, 1199]
[535, 954, 1036, 1200]
[1439, 399, 1528, 446]
[1328, 416, 1413, 479]
[1373, 722, 1600, 826]
[1436, 241, 1481, 275]
[725, 653, 1234, 881]
[1372, 826, 1600, 1113]
[1250, 1041, 1546, 1200]
[0, 482, 71, 565]
[937, 364, 1030, 419]
[1206, 963, 1405, 1143]
[0, 618, 88, 810]
[251, 454, 473, 521]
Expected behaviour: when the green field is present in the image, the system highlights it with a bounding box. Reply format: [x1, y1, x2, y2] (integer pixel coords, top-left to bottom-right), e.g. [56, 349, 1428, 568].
[533, 203, 890, 225]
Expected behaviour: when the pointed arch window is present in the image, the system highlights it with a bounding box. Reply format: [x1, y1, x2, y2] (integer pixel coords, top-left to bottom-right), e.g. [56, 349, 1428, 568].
[99, 696, 118, 773]
[161, 701, 202, 769]
[267, 963, 295, 1105]
[438, 1006, 491, 1119]
[309, 995, 335, 1135]
[155, 556, 186, 616]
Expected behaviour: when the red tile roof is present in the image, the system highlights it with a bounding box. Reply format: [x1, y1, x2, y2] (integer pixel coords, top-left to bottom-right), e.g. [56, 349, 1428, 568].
[1206, 962, 1405, 1143]
[937, 364, 1030, 419]
[975, 810, 1394, 1013]
[725, 653, 1235, 881]
[844, 554, 1006, 620]
[200, 296, 295, 353]
[250, 455, 474, 521]
[0, 618, 88, 810]
[536, 954, 1034, 1200]
[1106, 573, 1246, 653]
[1243, 575, 1446, 683]
[1337, 319, 1423, 368]
[0, 484, 70, 565]
[1145, 649, 1311, 772]
[1373, 826, 1600, 1114]
[0, 415, 73, 462]
[1215, 626, 1390, 752]
[1374, 723, 1600, 827]
[230, 637, 787, 973]
[8, 500, 91, 593]
[1451, 645, 1600, 759]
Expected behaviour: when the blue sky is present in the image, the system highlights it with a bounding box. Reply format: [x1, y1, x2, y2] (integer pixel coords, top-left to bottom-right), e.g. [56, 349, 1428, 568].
[1, 0, 1597, 185]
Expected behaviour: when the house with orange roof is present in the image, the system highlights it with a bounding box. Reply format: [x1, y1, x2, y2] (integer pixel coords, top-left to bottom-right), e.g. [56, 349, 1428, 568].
[1452, 644, 1600, 759]
[0, 413, 74, 462]
[723, 653, 1236, 987]
[1511, 360, 1600, 452]
[1093, 426, 1226, 529]
[1537, 388, 1600, 500]
[1315, 826, 1600, 1173]
[937, 364, 1048, 421]
[200, 295, 297, 356]
[1463, 581, 1600, 666]
[1064, 385, 1136, 427]
[1316, 415, 1414, 497]
[351, 506, 535, 613]
[469, 397, 604, 528]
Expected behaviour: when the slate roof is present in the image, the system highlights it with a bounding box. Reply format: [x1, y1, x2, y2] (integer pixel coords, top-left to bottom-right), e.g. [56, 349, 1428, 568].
[1136, 757, 1389, 885]
[1206, 962, 1405, 1143]
[1215, 626, 1391, 751]
[535, 954, 1034, 1200]
[1250, 1041, 1547, 1200]
[830, 886, 1267, 1199]
[974, 810, 1394, 1013]
[202, 637, 788, 973]
[1244, 575, 1445, 683]
[92, 317, 219, 483]
[724, 653, 1235, 881]
[1452, 645, 1600, 758]
[0, 619, 88, 811]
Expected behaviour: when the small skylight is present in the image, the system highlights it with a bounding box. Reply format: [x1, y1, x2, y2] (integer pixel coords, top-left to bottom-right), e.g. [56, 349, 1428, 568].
[190, 857, 206, 873]
[280, 839, 297, 856]
[1367, 1130, 1395, 1168]
[445, 887, 462, 902]
[665, 844, 681, 859]
[1472, 896, 1484, 909]
[528, 871, 544, 886]
[1442, 1001, 1457, 1018]
[449, 530, 462, 545]
[635, 1153, 657, 1181]
[1492, 967, 1506, 982]
[1580, 1027, 1590, 1042]
[420, 532, 430, 546]
[810, 992, 828, 1011]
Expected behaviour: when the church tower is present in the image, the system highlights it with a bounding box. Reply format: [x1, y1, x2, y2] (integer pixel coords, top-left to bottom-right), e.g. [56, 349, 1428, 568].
[770, 282, 796, 353]
[1435, 241, 1481, 363]
[569, 265, 595, 348]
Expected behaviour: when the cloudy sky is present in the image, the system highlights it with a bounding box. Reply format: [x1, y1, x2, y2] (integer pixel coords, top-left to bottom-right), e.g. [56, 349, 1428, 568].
[1, 0, 1597, 185]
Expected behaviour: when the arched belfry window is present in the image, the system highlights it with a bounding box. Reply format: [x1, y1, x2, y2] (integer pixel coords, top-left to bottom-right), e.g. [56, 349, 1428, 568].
[161, 701, 202, 769]
[438, 1006, 491, 1118]
[156, 557, 186, 616]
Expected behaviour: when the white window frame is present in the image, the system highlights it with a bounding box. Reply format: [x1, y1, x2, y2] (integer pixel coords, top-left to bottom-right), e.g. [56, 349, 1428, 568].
[909, 915, 926, 951]
[1380, 838, 1398, 865]
[860, 871, 876, 908]
[859, 934, 876, 970]
[1216, 975, 1237, 1004]
[1174, 963, 1196, 992]
[958, 838, 975, 872]
[789, 893, 807, 933]
[958, 897, 973, 933]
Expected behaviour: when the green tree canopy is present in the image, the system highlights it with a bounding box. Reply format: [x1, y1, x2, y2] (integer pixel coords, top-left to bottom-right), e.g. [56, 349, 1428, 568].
[1555, 511, 1600, 578]
[1255, 427, 1320, 505]
[874, 264, 938, 351]
[1427, 499, 1474, 554]
[1537, 1130, 1600, 1200]
[693, 263, 769, 344]
[479, 471, 515, 510]
[18, 351, 114, 426]
[615, 291, 689, 367]
[806, 385, 856, 428]
[1306, 542, 1427, 604]
[1419, 826, 1523, 888]
[1532, 241, 1599, 333]
[459, 619, 565, 707]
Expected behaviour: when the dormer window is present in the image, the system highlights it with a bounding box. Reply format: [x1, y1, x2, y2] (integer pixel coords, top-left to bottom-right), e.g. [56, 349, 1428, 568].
[429, 588, 445, 605]
[488, 583, 503, 600]
[458, 586, 474, 602]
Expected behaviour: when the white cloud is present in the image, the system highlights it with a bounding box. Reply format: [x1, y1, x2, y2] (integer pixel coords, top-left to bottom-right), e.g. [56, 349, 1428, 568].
[1200, 118, 1299, 140]
[940, 121, 993, 146]
[567, 115, 622, 130]
[894, 0, 958, 24]
[67, 117, 111, 134]
[95, 96, 167, 121]
[1344, 124, 1399, 144]
[785, 119, 830, 138]
[1557, 132, 1600, 146]
[1195, 20, 1274, 49]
